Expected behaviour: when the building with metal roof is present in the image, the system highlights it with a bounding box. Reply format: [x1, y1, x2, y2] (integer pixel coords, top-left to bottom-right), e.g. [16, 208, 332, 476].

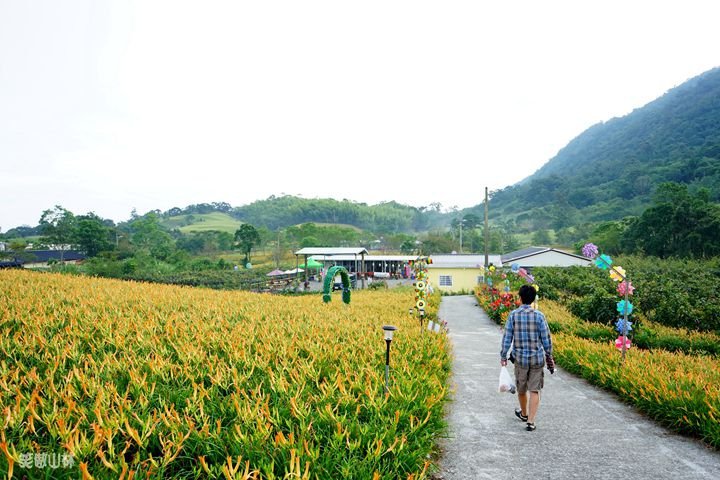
[501, 247, 590, 268]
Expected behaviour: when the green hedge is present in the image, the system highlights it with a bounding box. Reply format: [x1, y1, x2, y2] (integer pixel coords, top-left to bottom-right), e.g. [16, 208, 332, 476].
[533, 256, 720, 333]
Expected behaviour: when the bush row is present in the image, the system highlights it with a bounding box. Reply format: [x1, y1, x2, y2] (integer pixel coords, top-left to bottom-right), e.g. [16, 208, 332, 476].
[541, 300, 720, 357]
[533, 256, 720, 333]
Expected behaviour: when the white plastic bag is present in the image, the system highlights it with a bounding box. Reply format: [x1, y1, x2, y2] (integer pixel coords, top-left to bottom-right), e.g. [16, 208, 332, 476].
[498, 366, 516, 394]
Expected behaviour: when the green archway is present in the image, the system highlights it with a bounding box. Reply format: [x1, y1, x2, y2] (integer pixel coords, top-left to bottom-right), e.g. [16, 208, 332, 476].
[322, 266, 352, 304]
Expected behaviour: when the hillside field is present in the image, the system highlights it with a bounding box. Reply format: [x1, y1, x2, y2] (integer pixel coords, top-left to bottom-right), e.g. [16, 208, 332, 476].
[0, 270, 449, 479]
[163, 212, 243, 234]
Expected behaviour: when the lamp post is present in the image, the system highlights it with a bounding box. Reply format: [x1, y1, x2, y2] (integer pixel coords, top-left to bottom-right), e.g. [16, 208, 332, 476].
[382, 325, 397, 394]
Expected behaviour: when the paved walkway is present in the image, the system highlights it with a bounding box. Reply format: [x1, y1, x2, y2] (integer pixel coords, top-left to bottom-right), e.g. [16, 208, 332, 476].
[434, 296, 720, 480]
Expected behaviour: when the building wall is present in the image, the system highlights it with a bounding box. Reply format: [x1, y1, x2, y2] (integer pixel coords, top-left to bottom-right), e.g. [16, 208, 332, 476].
[513, 251, 590, 268]
[427, 267, 483, 293]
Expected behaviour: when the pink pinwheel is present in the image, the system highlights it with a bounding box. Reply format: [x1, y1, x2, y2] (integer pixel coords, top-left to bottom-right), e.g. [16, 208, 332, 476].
[615, 335, 632, 350]
[617, 281, 635, 296]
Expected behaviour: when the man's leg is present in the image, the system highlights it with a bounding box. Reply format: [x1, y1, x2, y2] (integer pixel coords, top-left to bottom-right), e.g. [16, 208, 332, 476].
[518, 392, 528, 417]
[527, 391, 540, 423]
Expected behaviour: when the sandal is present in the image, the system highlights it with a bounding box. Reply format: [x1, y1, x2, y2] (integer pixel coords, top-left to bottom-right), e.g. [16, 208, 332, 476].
[526, 422, 536, 431]
[515, 408, 528, 422]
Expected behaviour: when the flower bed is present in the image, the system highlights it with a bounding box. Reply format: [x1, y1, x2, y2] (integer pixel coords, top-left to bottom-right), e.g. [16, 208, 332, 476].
[0, 270, 450, 479]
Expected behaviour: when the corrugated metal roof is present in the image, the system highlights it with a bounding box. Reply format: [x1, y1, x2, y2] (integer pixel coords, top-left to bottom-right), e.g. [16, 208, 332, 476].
[427, 254, 503, 268]
[23, 250, 87, 262]
[502, 247, 589, 263]
[294, 247, 368, 256]
[501, 247, 548, 263]
[310, 255, 419, 262]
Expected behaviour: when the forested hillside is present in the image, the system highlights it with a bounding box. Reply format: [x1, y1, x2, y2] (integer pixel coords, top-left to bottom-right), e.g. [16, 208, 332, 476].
[155, 196, 449, 234]
[477, 67, 720, 230]
[230, 196, 447, 233]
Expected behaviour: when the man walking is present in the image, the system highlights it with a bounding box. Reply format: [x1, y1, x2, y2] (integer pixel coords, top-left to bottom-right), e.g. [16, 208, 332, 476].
[500, 284, 555, 431]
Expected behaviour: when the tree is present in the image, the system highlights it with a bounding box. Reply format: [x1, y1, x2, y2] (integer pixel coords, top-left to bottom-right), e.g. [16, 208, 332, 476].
[129, 213, 174, 260]
[235, 224, 261, 264]
[74, 213, 114, 257]
[39, 205, 76, 262]
[625, 182, 720, 257]
[400, 239, 416, 254]
[532, 229, 552, 246]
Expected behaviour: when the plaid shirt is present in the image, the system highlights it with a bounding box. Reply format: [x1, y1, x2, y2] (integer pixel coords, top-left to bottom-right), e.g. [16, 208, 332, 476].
[500, 304, 553, 367]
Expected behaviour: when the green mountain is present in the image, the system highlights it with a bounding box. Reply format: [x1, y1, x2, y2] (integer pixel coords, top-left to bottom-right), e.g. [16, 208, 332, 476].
[482, 66, 720, 230]
[158, 197, 449, 234]
[228, 196, 448, 233]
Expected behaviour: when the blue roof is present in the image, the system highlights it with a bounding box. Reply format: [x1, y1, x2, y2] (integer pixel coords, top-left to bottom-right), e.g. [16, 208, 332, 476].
[23, 250, 87, 262]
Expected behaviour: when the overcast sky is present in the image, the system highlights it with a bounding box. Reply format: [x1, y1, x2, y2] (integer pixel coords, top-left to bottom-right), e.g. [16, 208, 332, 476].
[1, 1, 719, 229]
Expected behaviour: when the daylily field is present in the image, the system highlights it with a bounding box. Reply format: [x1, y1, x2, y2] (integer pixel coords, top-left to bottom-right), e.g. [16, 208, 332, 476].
[0, 270, 449, 479]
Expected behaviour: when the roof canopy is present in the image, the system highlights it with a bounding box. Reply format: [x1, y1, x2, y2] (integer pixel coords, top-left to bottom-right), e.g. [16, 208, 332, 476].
[310, 255, 419, 262]
[428, 254, 503, 268]
[294, 247, 368, 256]
[502, 247, 589, 264]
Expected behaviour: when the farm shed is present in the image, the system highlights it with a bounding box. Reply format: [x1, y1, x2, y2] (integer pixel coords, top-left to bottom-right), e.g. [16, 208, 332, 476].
[294, 247, 369, 288]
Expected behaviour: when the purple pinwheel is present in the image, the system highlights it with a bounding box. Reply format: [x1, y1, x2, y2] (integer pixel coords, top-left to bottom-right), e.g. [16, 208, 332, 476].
[582, 243, 599, 259]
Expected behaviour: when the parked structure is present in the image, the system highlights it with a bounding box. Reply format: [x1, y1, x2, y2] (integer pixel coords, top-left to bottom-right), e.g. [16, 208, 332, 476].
[5, 250, 87, 269]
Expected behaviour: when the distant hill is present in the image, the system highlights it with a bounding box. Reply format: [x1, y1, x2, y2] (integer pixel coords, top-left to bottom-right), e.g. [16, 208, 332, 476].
[228, 196, 448, 233]
[478, 67, 720, 230]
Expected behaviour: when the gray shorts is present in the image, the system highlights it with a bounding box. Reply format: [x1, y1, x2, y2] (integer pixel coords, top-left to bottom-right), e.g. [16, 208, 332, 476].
[515, 364, 544, 394]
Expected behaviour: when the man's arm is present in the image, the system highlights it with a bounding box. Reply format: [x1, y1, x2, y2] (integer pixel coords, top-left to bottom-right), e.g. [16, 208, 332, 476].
[537, 312, 552, 355]
[537, 312, 555, 373]
[500, 314, 514, 365]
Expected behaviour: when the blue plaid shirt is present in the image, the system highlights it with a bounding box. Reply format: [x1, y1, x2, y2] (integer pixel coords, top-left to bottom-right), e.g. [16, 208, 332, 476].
[501, 304, 552, 367]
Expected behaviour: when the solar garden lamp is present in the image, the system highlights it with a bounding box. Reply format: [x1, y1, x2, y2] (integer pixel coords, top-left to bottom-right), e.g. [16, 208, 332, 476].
[418, 308, 426, 334]
[382, 325, 397, 394]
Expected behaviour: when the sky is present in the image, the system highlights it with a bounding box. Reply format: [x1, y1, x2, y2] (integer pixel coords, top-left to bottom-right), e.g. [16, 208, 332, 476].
[1, 0, 719, 229]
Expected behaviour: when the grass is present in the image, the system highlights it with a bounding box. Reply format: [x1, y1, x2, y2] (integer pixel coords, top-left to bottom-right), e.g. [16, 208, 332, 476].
[162, 212, 243, 234]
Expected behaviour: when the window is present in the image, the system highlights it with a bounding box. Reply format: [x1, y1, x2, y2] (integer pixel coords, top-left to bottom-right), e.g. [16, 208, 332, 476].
[477, 276, 484, 285]
[439, 275, 453, 287]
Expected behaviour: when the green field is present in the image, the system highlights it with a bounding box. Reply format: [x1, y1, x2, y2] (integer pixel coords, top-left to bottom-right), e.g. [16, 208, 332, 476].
[162, 212, 243, 234]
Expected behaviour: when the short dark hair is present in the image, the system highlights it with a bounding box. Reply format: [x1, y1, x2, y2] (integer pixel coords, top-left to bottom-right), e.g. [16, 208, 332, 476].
[519, 284, 536, 305]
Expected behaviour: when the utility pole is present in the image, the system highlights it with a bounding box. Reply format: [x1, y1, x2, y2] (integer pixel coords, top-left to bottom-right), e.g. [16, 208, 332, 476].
[459, 220, 463, 253]
[484, 187, 489, 268]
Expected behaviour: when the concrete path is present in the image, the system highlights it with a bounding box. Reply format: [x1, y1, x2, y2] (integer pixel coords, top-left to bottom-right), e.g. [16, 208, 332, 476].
[434, 296, 720, 480]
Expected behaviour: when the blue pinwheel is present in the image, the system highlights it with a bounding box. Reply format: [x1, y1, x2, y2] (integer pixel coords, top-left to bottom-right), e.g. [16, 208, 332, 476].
[616, 300, 634, 315]
[615, 318, 633, 334]
[595, 254, 613, 270]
